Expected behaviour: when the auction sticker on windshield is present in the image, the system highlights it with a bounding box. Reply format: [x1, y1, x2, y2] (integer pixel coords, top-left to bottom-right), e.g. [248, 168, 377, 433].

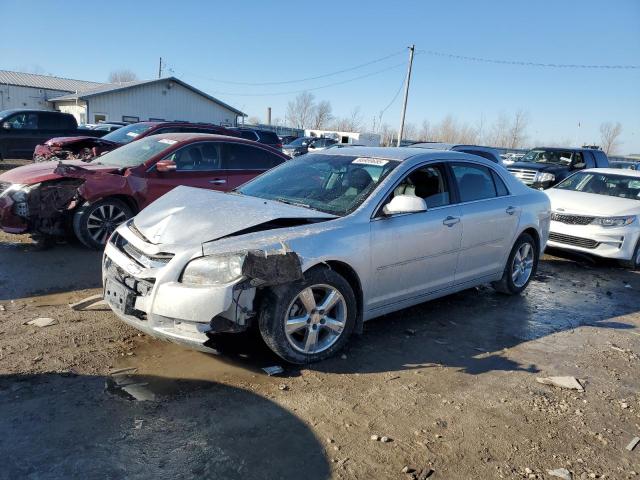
[352, 157, 389, 166]
[126, 132, 139, 137]
[158, 139, 178, 145]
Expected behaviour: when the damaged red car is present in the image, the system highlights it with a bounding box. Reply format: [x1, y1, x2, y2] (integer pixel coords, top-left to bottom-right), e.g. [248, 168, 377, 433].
[0, 133, 287, 248]
[33, 121, 238, 162]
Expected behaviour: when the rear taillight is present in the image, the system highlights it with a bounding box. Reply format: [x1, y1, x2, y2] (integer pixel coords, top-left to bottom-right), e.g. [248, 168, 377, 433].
[275, 143, 283, 149]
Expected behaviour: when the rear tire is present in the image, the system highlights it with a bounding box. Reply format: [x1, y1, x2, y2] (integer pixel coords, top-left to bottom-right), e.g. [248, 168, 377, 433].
[492, 233, 538, 295]
[73, 198, 133, 249]
[620, 239, 640, 270]
[258, 266, 357, 364]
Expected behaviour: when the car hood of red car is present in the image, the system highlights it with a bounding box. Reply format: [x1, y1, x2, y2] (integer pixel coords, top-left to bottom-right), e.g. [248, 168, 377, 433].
[0, 160, 121, 185]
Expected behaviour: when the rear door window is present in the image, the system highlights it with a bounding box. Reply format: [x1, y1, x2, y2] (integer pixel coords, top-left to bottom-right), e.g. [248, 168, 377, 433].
[40, 112, 69, 130]
[166, 142, 222, 171]
[222, 143, 282, 169]
[451, 163, 498, 202]
[6, 112, 38, 129]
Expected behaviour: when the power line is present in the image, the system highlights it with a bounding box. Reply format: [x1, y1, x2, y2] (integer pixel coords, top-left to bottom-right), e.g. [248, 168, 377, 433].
[204, 62, 407, 97]
[183, 49, 406, 86]
[418, 49, 640, 69]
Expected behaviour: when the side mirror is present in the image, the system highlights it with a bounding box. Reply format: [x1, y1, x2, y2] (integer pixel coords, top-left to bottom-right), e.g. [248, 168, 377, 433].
[156, 159, 177, 173]
[2, 122, 11, 130]
[382, 194, 427, 216]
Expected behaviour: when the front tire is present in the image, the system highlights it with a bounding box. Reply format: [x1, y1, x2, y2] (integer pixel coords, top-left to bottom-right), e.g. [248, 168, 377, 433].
[258, 266, 357, 364]
[73, 198, 134, 249]
[620, 239, 640, 270]
[492, 233, 538, 295]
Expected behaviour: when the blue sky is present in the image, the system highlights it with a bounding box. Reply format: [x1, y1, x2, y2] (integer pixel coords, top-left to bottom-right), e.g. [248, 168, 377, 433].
[2, 0, 639, 153]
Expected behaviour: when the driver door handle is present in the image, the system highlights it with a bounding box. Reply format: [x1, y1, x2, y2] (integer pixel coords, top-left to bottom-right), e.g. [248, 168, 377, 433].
[209, 178, 227, 185]
[443, 216, 460, 227]
[506, 206, 517, 215]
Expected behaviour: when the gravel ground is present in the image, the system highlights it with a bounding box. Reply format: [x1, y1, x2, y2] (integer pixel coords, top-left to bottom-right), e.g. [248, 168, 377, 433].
[0, 160, 638, 479]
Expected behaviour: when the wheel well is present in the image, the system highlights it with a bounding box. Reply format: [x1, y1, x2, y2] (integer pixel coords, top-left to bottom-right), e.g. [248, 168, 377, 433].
[520, 227, 541, 256]
[92, 195, 139, 214]
[321, 261, 364, 333]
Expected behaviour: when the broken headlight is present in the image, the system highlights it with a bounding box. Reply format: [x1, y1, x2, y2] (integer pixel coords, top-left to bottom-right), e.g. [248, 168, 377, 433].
[0, 183, 39, 202]
[591, 216, 635, 227]
[181, 253, 246, 286]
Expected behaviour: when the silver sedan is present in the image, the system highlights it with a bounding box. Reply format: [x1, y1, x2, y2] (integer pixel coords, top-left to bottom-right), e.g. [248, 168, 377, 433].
[102, 147, 551, 364]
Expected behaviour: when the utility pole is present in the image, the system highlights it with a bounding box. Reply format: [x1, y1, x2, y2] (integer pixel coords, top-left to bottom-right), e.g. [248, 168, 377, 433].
[158, 57, 163, 79]
[397, 44, 415, 147]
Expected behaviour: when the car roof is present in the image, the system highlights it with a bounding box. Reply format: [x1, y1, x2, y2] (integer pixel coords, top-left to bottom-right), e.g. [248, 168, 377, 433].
[144, 132, 287, 154]
[310, 146, 469, 162]
[410, 142, 499, 152]
[583, 168, 640, 177]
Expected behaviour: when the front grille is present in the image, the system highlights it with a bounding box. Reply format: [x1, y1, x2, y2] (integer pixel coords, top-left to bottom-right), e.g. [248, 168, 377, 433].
[0, 182, 11, 196]
[111, 232, 174, 269]
[551, 213, 595, 225]
[549, 232, 599, 249]
[508, 168, 537, 185]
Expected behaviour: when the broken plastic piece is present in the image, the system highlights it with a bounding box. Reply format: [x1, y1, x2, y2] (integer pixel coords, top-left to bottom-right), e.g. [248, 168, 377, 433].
[24, 317, 58, 327]
[536, 376, 584, 392]
[547, 468, 572, 480]
[262, 365, 284, 376]
[626, 436, 640, 452]
[70, 294, 106, 311]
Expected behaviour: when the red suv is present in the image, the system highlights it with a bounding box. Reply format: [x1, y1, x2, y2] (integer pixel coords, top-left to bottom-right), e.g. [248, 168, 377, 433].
[33, 121, 239, 162]
[0, 133, 287, 248]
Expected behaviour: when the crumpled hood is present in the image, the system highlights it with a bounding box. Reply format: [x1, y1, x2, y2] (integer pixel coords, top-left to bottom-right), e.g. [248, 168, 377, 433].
[0, 160, 120, 185]
[546, 188, 640, 216]
[132, 186, 337, 246]
[45, 136, 118, 147]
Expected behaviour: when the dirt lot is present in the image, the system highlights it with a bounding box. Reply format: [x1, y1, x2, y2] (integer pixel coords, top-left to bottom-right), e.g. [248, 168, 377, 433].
[0, 160, 639, 479]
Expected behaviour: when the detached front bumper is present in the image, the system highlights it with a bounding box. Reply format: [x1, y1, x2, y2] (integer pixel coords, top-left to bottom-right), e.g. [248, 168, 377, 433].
[102, 230, 255, 352]
[547, 220, 640, 260]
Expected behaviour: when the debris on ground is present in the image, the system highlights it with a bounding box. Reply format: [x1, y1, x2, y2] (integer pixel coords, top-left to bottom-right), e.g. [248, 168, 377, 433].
[262, 365, 284, 376]
[626, 436, 640, 452]
[0, 304, 5, 311]
[547, 467, 572, 479]
[24, 317, 58, 327]
[69, 294, 107, 311]
[105, 374, 156, 402]
[134, 419, 144, 430]
[536, 376, 584, 392]
[370, 434, 380, 441]
[417, 468, 435, 479]
[404, 328, 417, 335]
[278, 384, 289, 391]
[340, 354, 347, 360]
[380, 436, 391, 443]
[402, 466, 414, 474]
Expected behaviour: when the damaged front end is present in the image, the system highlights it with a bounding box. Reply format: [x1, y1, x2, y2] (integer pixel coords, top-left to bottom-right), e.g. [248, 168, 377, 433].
[34, 138, 115, 162]
[103, 224, 306, 351]
[0, 179, 83, 236]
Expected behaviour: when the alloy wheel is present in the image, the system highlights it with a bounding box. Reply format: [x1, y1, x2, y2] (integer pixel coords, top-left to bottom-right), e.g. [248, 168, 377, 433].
[86, 204, 128, 245]
[284, 284, 347, 355]
[511, 242, 534, 288]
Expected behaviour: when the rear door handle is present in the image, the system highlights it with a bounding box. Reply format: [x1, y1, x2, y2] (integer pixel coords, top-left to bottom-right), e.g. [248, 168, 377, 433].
[209, 178, 227, 185]
[443, 216, 460, 227]
[506, 206, 516, 215]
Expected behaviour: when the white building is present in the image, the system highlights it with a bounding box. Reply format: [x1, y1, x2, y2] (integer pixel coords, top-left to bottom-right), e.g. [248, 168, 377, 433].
[305, 129, 380, 146]
[0, 70, 103, 112]
[0, 70, 244, 126]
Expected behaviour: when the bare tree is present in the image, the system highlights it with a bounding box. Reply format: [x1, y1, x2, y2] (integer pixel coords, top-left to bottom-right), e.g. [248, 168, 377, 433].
[600, 121, 623, 154]
[108, 69, 138, 83]
[332, 107, 364, 132]
[507, 110, 529, 149]
[402, 122, 418, 141]
[286, 92, 316, 129]
[418, 120, 433, 141]
[378, 123, 397, 146]
[312, 101, 333, 129]
[247, 116, 261, 125]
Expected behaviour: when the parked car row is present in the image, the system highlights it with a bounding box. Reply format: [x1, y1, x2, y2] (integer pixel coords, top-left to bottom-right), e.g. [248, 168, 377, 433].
[1, 119, 635, 364]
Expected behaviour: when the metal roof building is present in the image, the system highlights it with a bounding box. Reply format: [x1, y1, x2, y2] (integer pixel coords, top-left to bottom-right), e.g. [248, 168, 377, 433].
[0, 70, 244, 126]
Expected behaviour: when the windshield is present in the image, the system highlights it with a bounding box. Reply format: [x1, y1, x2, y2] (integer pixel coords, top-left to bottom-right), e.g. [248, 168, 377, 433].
[555, 172, 640, 200]
[286, 137, 310, 147]
[237, 154, 399, 216]
[521, 149, 574, 165]
[93, 136, 178, 168]
[101, 123, 154, 144]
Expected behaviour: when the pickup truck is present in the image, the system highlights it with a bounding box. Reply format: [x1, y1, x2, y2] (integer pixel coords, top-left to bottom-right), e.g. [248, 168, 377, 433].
[507, 147, 609, 189]
[0, 109, 104, 160]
